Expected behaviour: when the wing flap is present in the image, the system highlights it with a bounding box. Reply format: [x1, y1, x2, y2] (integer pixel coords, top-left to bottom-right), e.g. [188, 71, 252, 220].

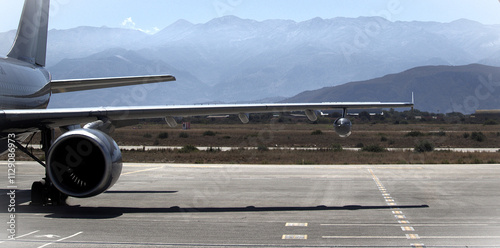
[51, 75, 176, 94]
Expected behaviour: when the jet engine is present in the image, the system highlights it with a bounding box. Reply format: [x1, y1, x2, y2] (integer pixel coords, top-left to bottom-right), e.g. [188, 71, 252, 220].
[46, 128, 122, 198]
[333, 118, 352, 137]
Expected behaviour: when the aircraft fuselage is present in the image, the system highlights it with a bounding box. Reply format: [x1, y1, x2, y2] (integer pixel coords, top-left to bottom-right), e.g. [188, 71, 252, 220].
[0, 57, 51, 110]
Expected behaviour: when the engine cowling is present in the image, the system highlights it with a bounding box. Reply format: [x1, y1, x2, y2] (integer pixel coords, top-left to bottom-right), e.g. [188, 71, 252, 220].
[47, 128, 122, 198]
[333, 118, 352, 137]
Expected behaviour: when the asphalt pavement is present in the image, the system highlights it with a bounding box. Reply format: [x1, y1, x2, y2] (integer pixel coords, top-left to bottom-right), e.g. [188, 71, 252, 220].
[1, 162, 499, 247]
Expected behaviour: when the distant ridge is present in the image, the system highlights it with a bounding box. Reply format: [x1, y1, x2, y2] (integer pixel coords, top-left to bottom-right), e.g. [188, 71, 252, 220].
[3, 16, 500, 110]
[283, 64, 500, 114]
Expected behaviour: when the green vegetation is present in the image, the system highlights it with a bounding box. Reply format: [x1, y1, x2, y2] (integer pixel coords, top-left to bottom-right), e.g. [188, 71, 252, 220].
[158, 132, 169, 139]
[330, 144, 343, 152]
[361, 145, 387, 153]
[484, 120, 498, 125]
[405, 131, 425, 137]
[178, 145, 198, 153]
[203, 130, 217, 136]
[414, 141, 435, 153]
[471, 132, 486, 142]
[311, 130, 323, 135]
[257, 145, 270, 152]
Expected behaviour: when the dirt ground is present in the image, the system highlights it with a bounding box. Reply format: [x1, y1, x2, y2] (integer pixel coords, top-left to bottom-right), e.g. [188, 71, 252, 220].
[7, 122, 498, 165]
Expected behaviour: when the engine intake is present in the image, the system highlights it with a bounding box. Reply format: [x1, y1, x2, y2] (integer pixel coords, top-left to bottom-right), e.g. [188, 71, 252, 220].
[333, 118, 352, 137]
[47, 128, 122, 198]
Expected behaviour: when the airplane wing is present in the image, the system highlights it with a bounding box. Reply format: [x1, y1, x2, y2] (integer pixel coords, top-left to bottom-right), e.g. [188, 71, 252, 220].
[51, 75, 176, 93]
[1, 102, 413, 132]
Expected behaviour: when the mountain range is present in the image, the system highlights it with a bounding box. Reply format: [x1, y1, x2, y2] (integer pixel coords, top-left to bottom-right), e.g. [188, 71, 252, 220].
[285, 64, 500, 114]
[1, 16, 500, 113]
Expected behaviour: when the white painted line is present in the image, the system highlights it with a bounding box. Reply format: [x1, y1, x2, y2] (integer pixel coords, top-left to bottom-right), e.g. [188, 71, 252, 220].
[285, 223, 308, 227]
[323, 236, 406, 239]
[411, 244, 425, 248]
[407, 234, 420, 239]
[395, 215, 406, 219]
[420, 236, 500, 239]
[401, 226, 415, 231]
[121, 166, 163, 176]
[321, 223, 492, 227]
[14, 230, 40, 239]
[282, 234, 307, 240]
[37, 232, 83, 248]
[325, 235, 500, 240]
[0, 230, 40, 244]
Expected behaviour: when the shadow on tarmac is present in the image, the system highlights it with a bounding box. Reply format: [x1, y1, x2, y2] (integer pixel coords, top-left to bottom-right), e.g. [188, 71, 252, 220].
[13, 204, 429, 219]
[0, 189, 429, 219]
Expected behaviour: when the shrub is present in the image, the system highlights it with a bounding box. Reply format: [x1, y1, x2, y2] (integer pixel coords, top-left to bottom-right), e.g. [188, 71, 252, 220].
[311, 130, 323, 135]
[484, 120, 498, 125]
[158, 132, 169, 139]
[143, 133, 152, 138]
[463, 133, 470, 139]
[471, 132, 486, 142]
[179, 132, 189, 138]
[331, 144, 343, 152]
[414, 141, 434, 153]
[178, 145, 198, 153]
[430, 131, 446, 137]
[380, 136, 388, 142]
[257, 145, 269, 152]
[203, 131, 216, 136]
[405, 131, 425, 137]
[361, 145, 387, 152]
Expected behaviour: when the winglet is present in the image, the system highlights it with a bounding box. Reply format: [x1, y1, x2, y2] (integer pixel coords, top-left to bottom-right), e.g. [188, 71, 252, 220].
[411, 92, 415, 111]
[7, 0, 50, 67]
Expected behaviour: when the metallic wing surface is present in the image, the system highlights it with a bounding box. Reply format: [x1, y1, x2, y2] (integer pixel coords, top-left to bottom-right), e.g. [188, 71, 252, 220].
[51, 75, 176, 93]
[1, 102, 413, 131]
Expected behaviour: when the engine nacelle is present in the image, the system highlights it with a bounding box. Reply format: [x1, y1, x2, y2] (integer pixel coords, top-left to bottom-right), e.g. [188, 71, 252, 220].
[333, 118, 352, 137]
[47, 128, 122, 198]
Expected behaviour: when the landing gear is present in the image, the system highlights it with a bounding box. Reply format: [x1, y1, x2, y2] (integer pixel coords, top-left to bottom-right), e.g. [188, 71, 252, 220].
[30, 181, 46, 205]
[16, 128, 69, 206]
[30, 180, 68, 206]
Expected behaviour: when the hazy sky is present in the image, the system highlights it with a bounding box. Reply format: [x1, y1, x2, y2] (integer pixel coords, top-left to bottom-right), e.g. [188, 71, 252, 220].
[1, 0, 500, 33]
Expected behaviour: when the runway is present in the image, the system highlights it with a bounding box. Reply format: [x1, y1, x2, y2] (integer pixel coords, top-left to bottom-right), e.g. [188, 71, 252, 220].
[1, 162, 499, 247]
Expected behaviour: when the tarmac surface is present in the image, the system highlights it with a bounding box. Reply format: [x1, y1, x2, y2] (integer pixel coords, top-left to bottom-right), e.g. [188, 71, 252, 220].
[1, 162, 499, 247]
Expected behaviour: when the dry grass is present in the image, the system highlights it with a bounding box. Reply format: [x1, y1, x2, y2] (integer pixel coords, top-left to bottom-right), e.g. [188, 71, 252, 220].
[5, 122, 500, 165]
[112, 122, 500, 148]
[115, 122, 499, 165]
[121, 148, 500, 165]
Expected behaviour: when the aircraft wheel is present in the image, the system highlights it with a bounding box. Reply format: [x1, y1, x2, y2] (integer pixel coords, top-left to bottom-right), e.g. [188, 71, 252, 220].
[48, 187, 68, 206]
[30, 181, 47, 206]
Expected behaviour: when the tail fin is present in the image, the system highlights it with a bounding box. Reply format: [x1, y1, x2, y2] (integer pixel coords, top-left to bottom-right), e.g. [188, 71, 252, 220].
[7, 0, 50, 67]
